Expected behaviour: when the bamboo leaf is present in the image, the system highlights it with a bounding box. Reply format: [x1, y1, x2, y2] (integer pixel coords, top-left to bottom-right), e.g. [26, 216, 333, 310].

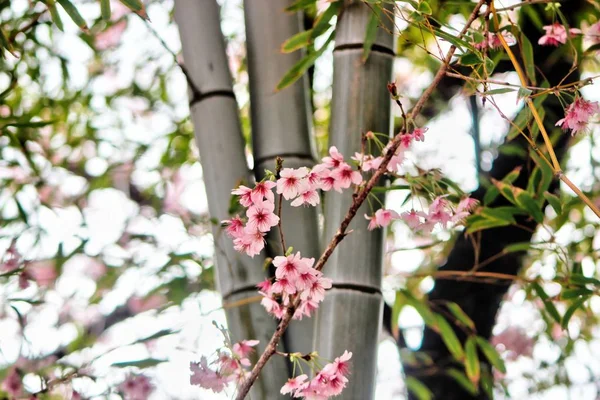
[491, 179, 517, 205]
[465, 337, 480, 385]
[531, 282, 561, 323]
[48, 4, 64, 31]
[119, 0, 149, 19]
[111, 358, 166, 368]
[405, 377, 433, 400]
[475, 336, 506, 373]
[503, 242, 533, 253]
[569, 274, 600, 286]
[480, 207, 518, 224]
[446, 302, 475, 330]
[519, 32, 536, 85]
[483, 166, 521, 205]
[57, 0, 89, 31]
[286, 0, 315, 12]
[562, 297, 587, 329]
[483, 88, 515, 95]
[465, 215, 511, 234]
[0, 28, 15, 58]
[281, 30, 313, 53]
[544, 192, 562, 215]
[561, 288, 593, 300]
[447, 368, 478, 395]
[101, 0, 111, 20]
[362, 5, 380, 62]
[417, 1, 432, 15]
[460, 52, 482, 66]
[277, 32, 333, 91]
[433, 314, 464, 361]
[515, 190, 544, 223]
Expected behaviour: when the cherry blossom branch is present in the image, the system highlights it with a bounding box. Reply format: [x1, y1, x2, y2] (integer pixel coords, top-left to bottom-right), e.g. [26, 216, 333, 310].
[234, 1, 487, 398]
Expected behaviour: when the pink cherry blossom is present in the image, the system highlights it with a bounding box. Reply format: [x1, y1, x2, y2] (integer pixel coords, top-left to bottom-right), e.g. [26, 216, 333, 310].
[322, 146, 344, 169]
[400, 134, 413, 148]
[306, 164, 329, 189]
[256, 278, 273, 293]
[281, 374, 308, 395]
[323, 350, 353, 376]
[412, 127, 428, 142]
[300, 272, 332, 303]
[246, 199, 279, 232]
[273, 252, 309, 281]
[2, 368, 21, 397]
[294, 298, 319, 320]
[452, 197, 479, 223]
[365, 208, 400, 230]
[233, 339, 259, 359]
[231, 185, 255, 207]
[401, 209, 426, 229]
[119, 374, 153, 400]
[233, 228, 265, 257]
[474, 31, 516, 50]
[587, 21, 600, 45]
[491, 326, 534, 361]
[271, 276, 297, 296]
[538, 23, 581, 46]
[556, 97, 599, 135]
[318, 173, 336, 192]
[260, 294, 285, 319]
[295, 267, 319, 292]
[223, 215, 245, 239]
[251, 180, 276, 204]
[190, 357, 229, 393]
[277, 167, 309, 199]
[291, 189, 320, 207]
[331, 163, 363, 192]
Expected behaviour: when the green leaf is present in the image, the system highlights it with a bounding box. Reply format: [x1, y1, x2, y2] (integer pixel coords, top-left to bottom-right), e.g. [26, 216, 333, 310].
[281, 30, 313, 53]
[312, 1, 340, 35]
[134, 329, 178, 344]
[480, 207, 518, 224]
[465, 215, 511, 234]
[111, 358, 166, 369]
[405, 377, 433, 400]
[101, 0, 111, 20]
[562, 297, 587, 329]
[48, 4, 64, 31]
[503, 242, 533, 253]
[483, 88, 515, 95]
[417, 1, 432, 15]
[491, 179, 517, 205]
[431, 27, 473, 52]
[561, 288, 593, 300]
[446, 302, 475, 330]
[569, 274, 600, 286]
[515, 190, 544, 223]
[544, 192, 562, 215]
[57, 0, 89, 31]
[447, 368, 478, 395]
[399, 290, 436, 327]
[517, 87, 533, 100]
[475, 336, 506, 373]
[460, 52, 483, 66]
[277, 32, 334, 91]
[0, 28, 15, 58]
[119, 0, 143, 11]
[532, 282, 561, 323]
[519, 32, 536, 85]
[3, 120, 55, 128]
[433, 314, 464, 361]
[483, 166, 521, 206]
[362, 5, 380, 62]
[465, 337, 480, 385]
[285, 0, 315, 12]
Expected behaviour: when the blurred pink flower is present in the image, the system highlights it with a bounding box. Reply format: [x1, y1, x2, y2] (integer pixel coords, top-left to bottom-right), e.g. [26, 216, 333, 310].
[119, 374, 153, 400]
[127, 294, 167, 314]
[27, 261, 57, 287]
[491, 326, 534, 361]
[538, 23, 581, 46]
[2, 368, 22, 397]
[95, 20, 127, 50]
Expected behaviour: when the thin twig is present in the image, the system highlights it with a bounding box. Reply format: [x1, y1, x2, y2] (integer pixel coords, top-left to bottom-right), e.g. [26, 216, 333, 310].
[234, 1, 487, 398]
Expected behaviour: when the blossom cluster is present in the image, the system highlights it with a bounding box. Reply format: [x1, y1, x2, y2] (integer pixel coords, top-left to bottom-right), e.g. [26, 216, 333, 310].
[190, 339, 260, 393]
[538, 23, 581, 46]
[281, 351, 352, 398]
[258, 252, 332, 321]
[556, 97, 600, 135]
[367, 196, 478, 233]
[473, 31, 516, 50]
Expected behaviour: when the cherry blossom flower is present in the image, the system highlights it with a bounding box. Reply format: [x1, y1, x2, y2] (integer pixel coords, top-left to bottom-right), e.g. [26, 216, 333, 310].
[331, 163, 362, 192]
[491, 326, 534, 361]
[556, 97, 599, 135]
[260, 295, 285, 319]
[587, 21, 600, 45]
[251, 180, 276, 203]
[271, 276, 298, 296]
[2, 368, 21, 397]
[190, 357, 229, 393]
[291, 189, 320, 207]
[401, 209, 426, 229]
[233, 228, 265, 257]
[306, 164, 329, 189]
[538, 23, 581, 46]
[233, 339, 259, 359]
[223, 215, 245, 239]
[294, 298, 319, 320]
[322, 146, 344, 169]
[273, 252, 310, 281]
[277, 167, 309, 199]
[164, 170, 188, 217]
[352, 153, 383, 172]
[365, 208, 400, 230]
[246, 199, 279, 232]
[411, 127, 427, 142]
[300, 273, 332, 303]
[426, 197, 453, 229]
[474, 31, 516, 50]
[295, 267, 319, 292]
[256, 278, 273, 293]
[96, 20, 127, 50]
[281, 374, 308, 395]
[323, 350, 353, 376]
[452, 197, 479, 223]
[231, 185, 254, 207]
[400, 134, 413, 148]
[119, 374, 153, 400]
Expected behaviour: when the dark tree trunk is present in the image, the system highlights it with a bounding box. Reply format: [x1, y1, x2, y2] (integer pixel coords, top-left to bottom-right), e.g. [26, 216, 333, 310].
[401, 2, 588, 399]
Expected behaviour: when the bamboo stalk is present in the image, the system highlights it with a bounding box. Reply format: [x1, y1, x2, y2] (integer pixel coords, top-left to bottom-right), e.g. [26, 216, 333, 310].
[314, 1, 395, 398]
[174, 1, 289, 397]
